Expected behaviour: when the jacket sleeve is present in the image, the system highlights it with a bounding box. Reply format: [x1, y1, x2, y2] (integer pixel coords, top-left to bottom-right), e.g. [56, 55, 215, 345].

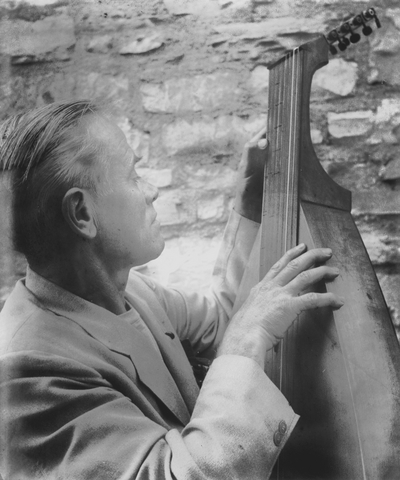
[0, 351, 298, 480]
[138, 210, 260, 356]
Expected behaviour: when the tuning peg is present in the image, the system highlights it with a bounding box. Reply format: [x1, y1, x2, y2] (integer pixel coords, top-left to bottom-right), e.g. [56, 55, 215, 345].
[338, 39, 347, 51]
[350, 30, 361, 43]
[363, 25, 373, 36]
[326, 29, 339, 43]
[339, 22, 350, 35]
[367, 8, 381, 28]
[329, 45, 338, 55]
[359, 11, 373, 35]
[346, 22, 360, 43]
[342, 37, 350, 46]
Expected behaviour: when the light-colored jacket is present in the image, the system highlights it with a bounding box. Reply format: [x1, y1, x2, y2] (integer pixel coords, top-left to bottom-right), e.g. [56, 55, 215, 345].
[0, 212, 298, 479]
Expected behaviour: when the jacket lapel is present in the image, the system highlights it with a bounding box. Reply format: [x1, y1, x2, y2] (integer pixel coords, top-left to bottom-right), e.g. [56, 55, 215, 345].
[106, 316, 192, 425]
[125, 288, 199, 413]
[24, 271, 192, 425]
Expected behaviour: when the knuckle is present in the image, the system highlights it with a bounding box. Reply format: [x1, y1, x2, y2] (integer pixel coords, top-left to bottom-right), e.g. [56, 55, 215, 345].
[259, 280, 274, 293]
[270, 260, 282, 272]
[298, 270, 311, 282]
[306, 292, 319, 308]
[287, 259, 299, 270]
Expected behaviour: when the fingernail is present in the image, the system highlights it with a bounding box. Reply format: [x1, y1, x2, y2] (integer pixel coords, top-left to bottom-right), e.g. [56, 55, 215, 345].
[297, 243, 305, 250]
[333, 268, 340, 275]
[338, 297, 345, 304]
[324, 248, 333, 256]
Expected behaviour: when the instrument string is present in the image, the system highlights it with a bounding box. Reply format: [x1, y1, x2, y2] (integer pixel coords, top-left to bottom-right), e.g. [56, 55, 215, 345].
[280, 48, 297, 393]
[275, 62, 283, 389]
[291, 48, 300, 401]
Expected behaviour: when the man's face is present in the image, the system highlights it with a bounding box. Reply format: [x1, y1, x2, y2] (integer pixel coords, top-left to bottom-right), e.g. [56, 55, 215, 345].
[87, 116, 165, 269]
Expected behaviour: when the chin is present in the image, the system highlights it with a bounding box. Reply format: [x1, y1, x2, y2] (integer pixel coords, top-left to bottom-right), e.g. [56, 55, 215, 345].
[139, 238, 165, 266]
[153, 238, 165, 259]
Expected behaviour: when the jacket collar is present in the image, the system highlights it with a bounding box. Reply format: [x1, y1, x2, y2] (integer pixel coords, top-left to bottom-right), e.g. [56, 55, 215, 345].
[24, 268, 194, 425]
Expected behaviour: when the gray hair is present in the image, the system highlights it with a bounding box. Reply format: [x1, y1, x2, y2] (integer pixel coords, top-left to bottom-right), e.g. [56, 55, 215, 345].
[0, 100, 109, 265]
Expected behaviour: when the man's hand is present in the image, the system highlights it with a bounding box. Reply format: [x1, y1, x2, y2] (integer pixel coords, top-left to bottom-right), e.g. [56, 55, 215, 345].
[234, 127, 268, 223]
[218, 244, 344, 368]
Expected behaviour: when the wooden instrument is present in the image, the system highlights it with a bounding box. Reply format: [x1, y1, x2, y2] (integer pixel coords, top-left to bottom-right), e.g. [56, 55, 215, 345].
[235, 8, 400, 479]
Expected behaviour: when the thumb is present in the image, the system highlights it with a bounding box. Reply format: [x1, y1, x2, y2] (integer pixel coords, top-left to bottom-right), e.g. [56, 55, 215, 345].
[257, 138, 268, 149]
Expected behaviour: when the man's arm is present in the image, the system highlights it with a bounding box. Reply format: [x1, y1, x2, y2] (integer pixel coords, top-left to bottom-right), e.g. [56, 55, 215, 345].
[0, 349, 297, 480]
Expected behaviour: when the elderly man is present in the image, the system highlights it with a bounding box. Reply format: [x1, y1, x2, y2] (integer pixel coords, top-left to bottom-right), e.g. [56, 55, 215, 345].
[0, 101, 342, 479]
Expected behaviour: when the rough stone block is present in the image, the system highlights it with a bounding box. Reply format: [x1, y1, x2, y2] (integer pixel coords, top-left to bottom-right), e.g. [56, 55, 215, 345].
[368, 98, 400, 145]
[164, 0, 220, 16]
[312, 0, 366, 3]
[154, 190, 190, 225]
[313, 58, 358, 97]
[327, 110, 374, 138]
[213, 16, 326, 41]
[379, 158, 400, 181]
[1, 14, 75, 63]
[185, 165, 237, 191]
[86, 35, 113, 53]
[35, 72, 76, 106]
[368, 14, 400, 87]
[117, 118, 150, 164]
[136, 168, 173, 188]
[76, 73, 129, 108]
[311, 128, 323, 144]
[3, 0, 63, 5]
[248, 65, 269, 93]
[141, 233, 223, 292]
[387, 8, 400, 30]
[197, 195, 225, 220]
[141, 72, 242, 113]
[370, 21, 400, 55]
[162, 114, 266, 156]
[361, 232, 400, 265]
[376, 272, 400, 338]
[352, 191, 400, 216]
[119, 32, 163, 55]
[375, 98, 400, 125]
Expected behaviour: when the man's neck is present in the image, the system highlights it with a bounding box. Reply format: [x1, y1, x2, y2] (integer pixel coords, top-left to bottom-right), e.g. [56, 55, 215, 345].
[30, 251, 130, 316]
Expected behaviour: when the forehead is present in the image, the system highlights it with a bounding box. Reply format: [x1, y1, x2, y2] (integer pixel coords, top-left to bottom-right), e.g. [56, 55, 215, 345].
[80, 115, 135, 183]
[84, 115, 129, 154]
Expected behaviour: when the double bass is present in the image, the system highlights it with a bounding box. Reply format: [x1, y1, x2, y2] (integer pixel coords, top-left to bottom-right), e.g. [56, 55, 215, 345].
[234, 8, 400, 479]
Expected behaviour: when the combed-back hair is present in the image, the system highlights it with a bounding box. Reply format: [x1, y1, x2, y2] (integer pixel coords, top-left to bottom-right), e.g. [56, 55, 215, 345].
[0, 100, 107, 266]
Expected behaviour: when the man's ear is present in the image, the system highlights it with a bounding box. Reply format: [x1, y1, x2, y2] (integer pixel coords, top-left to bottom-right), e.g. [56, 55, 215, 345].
[61, 188, 98, 239]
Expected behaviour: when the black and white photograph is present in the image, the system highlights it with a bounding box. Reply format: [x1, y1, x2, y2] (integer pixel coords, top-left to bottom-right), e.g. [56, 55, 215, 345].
[0, 0, 399, 478]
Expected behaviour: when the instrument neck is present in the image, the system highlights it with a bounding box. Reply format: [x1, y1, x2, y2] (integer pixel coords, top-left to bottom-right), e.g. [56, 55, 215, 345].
[261, 49, 303, 278]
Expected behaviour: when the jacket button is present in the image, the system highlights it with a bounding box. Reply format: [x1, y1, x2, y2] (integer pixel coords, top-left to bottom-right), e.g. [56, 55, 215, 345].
[273, 431, 283, 447]
[278, 420, 287, 434]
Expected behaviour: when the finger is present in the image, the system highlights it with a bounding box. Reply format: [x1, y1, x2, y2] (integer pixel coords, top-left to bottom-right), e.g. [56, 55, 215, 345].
[273, 247, 333, 286]
[262, 243, 307, 282]
[247, 126, 267, 146]
[297, 291, 345, 312]
[286, 265, 340, 294]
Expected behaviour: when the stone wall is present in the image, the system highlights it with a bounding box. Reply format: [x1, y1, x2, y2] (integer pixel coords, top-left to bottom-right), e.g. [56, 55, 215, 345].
[0, 0, 399, 336]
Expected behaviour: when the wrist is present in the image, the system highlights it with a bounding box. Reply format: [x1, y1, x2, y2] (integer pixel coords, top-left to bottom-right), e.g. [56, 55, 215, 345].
[218, 325, 273, 368]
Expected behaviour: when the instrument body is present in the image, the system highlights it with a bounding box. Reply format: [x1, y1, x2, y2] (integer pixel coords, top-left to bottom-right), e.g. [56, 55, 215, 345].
[235, 32, 400, 479]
